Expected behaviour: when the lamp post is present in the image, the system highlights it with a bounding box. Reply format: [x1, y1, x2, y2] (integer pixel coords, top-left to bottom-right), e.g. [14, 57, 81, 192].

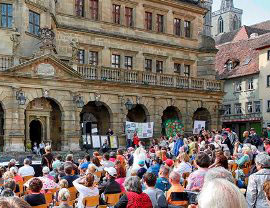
[125, 99, 133, 111]
[73, 95, 84, 108]
[16, 90, 26, 105]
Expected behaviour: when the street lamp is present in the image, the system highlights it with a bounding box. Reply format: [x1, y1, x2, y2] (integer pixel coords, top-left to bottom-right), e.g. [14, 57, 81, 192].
[73, 95, 84, 108]
[16, 90, 26, 105]
[125, 99, 133, 111]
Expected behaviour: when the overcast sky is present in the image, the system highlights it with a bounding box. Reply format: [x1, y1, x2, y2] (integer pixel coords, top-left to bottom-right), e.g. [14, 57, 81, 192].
[212, 0, 270, 26]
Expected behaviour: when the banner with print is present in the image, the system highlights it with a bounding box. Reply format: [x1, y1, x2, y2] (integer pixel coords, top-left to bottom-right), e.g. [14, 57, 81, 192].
[193, 120, 206, 134]
[125, 121, 154, 138]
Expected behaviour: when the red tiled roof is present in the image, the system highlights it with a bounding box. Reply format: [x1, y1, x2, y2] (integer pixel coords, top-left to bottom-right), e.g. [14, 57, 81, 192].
[215, 33, 270, 79]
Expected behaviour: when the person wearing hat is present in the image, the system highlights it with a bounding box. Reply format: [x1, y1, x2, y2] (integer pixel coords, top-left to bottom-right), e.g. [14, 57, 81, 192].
[165, 159, 174, 168]
[221, 132, 233, 155]
[246, 153, 270, 208]
[137, 160, 147, 179]
[42, 166, 54, 181]
[225, 128, 238, 146]
[98, 167, 121, 195]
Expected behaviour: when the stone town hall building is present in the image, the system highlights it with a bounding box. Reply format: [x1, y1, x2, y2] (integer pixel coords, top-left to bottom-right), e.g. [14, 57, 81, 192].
[0, 0, 223, 152]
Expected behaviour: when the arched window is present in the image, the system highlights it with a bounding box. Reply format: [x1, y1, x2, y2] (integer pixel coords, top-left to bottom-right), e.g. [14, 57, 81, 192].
[233, 15, 239, 30]
[218, 16, 224, 34]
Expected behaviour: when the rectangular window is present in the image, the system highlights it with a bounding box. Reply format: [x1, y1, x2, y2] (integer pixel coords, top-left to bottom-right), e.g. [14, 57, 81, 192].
[75, 0, 84, 17]
[125, 7, 133, 27]
[145, 59, 152, 72]
[235, 103, 242, 114]
[124, 56, 133, 70]
[247, 78, 254, 90]
[246, 102, 253, 113]
[184, 65, 190, 77]
[112, 4, 121, 24]
[145, 12, 152, 30]
[156, 60, 163, 73]
[254, 101, 261, 113]
[174, 63, 181, 73]
[267, 50, 270, 61]
[235, 81, 242, 92]
[89, 0, 98, 20]
[267, 75, 270, 87]
[112, 54, 120, 68]
[29, 10, 40, 35]
[224, 104, 231, 115]
[184, 20, 191, 38]
[157, 14, 164, 33]
[89, 51, 98, 65]
[174, 18, 181, 36]
[267, 101, 270, 112]
[0, 3, 12, 28]
[77, 49, 85, 64]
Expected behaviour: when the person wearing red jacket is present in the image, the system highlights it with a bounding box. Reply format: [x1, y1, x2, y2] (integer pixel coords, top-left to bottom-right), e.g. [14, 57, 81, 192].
[133, 132, 140, 148]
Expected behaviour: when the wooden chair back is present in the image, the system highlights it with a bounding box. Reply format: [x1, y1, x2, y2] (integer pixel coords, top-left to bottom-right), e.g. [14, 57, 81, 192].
[231, 163, 238, 172]
[31, 204, 48, 208]
[54, 200, 74, 207]
[68, 186, 78, 201]
[23, 175, 33, 183]
[83, 195, 100, 207]
[95, 171, 103, 178]
[105, 193, 122, 206]
[170, 192, 189, 207]
[17, 181, 24, 196]
[45, 192, 53, 204]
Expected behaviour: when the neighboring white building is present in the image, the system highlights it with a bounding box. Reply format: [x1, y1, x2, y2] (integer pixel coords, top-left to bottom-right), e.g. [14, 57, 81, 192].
[215, 23, 270, 139]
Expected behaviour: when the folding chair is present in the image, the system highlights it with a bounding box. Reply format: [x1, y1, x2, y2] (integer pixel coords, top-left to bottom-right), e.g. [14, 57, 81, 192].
[68, 187, 78, 201]
[23, 175, 33, 183]
[82, 195, 100, 207]
[31, 204, 48, 208]
[105, 193, 122, 206]
[45, 192, 53, 204]
[170, 192, 189, 208]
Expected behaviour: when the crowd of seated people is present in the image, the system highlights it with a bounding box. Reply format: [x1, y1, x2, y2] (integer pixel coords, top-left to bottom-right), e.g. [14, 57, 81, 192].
[1, 128, 270, 207]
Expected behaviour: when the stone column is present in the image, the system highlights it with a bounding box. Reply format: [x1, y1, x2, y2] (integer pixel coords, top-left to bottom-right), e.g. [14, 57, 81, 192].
[46, 116, 50, 143]
[153, 97, 162, 138]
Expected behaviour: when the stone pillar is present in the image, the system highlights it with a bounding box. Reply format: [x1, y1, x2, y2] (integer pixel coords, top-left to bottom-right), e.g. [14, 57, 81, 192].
[153, 97, 162, 138]
[4, 88, 25, 152]
[46, 116, 50, 143]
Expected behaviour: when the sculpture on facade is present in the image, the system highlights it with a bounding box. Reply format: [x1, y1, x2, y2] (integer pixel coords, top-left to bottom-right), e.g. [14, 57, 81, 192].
[70, 39, 79, 62]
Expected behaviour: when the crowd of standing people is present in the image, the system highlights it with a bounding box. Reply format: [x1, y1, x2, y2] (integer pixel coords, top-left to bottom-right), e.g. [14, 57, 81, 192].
[0, 127, 270, 207]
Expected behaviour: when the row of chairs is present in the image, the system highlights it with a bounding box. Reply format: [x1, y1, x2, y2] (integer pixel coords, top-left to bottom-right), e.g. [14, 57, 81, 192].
[31, 192, 123, 208]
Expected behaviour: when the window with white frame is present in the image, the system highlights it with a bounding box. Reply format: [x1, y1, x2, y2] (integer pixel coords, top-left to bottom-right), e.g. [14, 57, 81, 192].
[235, 103, 242, 114]
[124, 56, 133, 70]
[246, 102, 253, 113]
[224, 104, 231, 115]
[254, 101, 261, 113]
[235, 81, 242, 92]
[111, 54, 120, 68]
[77, 49, 85, 64]
[89, 51, 98, 65]
[247, 78, 254, 90]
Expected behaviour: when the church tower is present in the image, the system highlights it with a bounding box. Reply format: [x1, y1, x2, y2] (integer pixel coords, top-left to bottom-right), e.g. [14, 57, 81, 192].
[212, 0, 243, 36]
[200, 0, 213, 37]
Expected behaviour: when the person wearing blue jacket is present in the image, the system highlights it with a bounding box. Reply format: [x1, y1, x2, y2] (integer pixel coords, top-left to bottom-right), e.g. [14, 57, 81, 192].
[173, 133, 184, 157]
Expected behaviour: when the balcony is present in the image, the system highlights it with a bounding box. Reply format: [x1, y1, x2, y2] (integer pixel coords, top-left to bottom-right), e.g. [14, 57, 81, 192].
[222, 112, 262, 123]
[0, 55, 13, 71]
[77, 64, 223, 92]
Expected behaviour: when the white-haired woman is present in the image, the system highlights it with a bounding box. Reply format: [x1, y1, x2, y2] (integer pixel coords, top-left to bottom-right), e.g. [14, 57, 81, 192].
[189, 178, 247, 208]
[246, 153, 270, 208]
[115, 176, 152, 208]
[195, 178, 247, 208]
[55, 188, 72, 208]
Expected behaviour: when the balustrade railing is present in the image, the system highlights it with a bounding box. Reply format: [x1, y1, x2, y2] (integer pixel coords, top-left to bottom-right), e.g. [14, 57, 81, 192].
[76, 64, 223, 91]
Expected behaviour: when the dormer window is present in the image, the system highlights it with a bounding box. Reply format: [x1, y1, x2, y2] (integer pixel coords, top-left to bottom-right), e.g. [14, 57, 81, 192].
[225, 59, 240, 71]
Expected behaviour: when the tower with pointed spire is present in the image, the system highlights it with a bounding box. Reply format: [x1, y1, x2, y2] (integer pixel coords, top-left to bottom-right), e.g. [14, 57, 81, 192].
[199, 0, 213, 36]
[211, 0, 243, 36]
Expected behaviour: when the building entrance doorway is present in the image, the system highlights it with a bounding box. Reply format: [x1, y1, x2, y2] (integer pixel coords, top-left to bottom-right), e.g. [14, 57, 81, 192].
[29, 120, 42, 147]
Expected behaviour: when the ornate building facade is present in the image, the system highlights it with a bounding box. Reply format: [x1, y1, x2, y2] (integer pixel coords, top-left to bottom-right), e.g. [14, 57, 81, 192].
[0, 0, 223, 152]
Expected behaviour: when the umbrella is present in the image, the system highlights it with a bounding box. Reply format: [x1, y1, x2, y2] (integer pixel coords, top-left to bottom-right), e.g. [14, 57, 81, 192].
[24, 176, 59, 190]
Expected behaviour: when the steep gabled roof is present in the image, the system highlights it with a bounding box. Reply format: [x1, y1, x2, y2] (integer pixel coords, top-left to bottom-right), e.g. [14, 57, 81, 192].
[215, 33, 270, 79]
